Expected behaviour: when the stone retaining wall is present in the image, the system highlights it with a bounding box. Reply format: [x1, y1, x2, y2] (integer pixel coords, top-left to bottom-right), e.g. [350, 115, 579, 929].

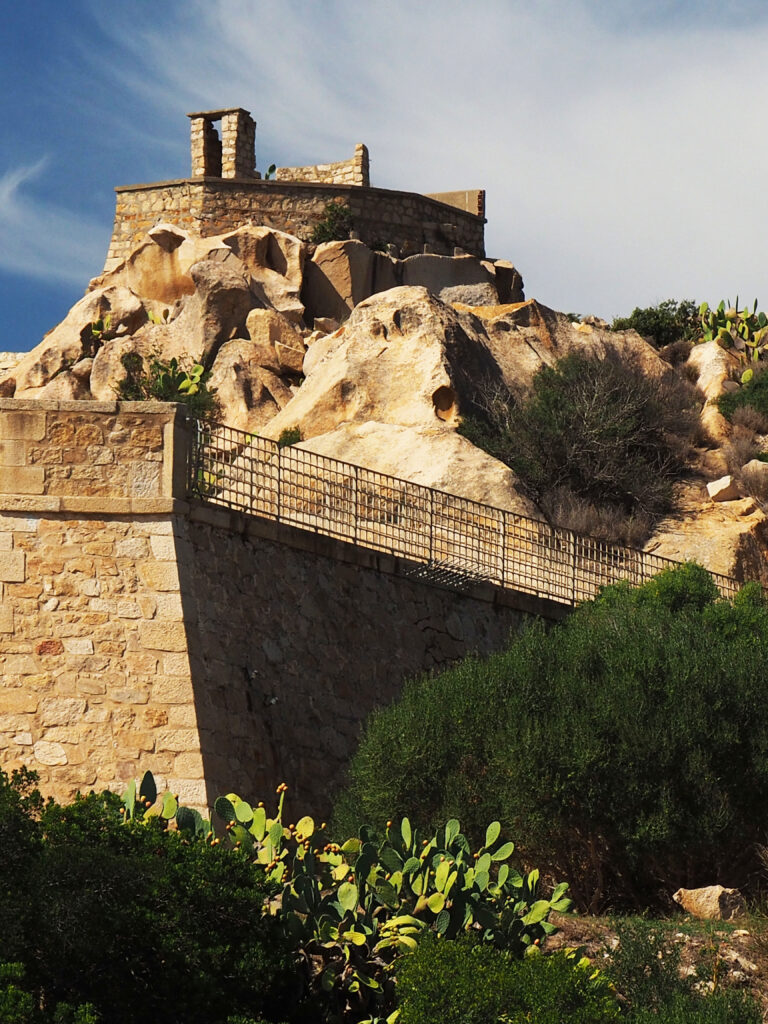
[1, 401, 538, 817]
[105, 179, 486, 270]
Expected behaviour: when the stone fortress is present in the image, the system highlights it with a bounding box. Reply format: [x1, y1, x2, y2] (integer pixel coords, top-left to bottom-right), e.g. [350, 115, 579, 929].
[4, 103, 763, 820]
[0, 109, 531, 814]
[105, 107, 487, 270]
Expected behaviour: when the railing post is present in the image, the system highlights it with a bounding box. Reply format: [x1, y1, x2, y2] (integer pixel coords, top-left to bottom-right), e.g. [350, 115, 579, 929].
[276, 442, 281, 523]
[571, 532, 577, 606]
[429, 489, 434, 563]
[186, 417, 197, 498]
[353, 465, 358, 545]
[500, 511, 506, 588]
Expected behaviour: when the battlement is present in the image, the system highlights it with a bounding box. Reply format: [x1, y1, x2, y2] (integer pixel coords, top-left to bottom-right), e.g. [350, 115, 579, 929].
[103, 108, 486, 270]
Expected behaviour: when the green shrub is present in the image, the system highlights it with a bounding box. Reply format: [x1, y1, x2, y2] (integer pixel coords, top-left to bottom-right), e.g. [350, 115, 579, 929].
[277, 426, 302, 448]
[607, 919, 686, 1010]
[611, 299, 699, 348]
[118, 351, 220, 420]
[0, 962, 36, 1024]
[0, 771, 294, 1024]
[718, 363, 768, 422]
[395, 934, 619, 1024]
[333, 564, 768, 911]
[311, 201, 353, 244]
[0, 768, 41, 960]
[629, 992, 761, 1024]
[461, 352, 700, 545]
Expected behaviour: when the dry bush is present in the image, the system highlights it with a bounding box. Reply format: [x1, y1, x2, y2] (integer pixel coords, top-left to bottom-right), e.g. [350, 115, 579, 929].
[463, 352, 702, 547]
[723, 425, 760, 476]
[680, 359, 701, 386]
[539, 487, 652, 547]
[741, 461, 768, 505]
[732, 404, 768, 433]
[659, 338, 693, 367]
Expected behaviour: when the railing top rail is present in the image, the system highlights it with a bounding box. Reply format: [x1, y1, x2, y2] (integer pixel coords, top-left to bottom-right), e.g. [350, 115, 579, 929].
[187, 417, 744, 601]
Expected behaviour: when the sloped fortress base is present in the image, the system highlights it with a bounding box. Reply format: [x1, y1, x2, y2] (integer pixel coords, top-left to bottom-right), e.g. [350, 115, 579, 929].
[0, 401, 528, 813]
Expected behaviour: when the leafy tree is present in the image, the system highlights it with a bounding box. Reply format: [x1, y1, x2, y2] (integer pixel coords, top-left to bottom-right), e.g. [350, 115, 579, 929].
[0, 774, 293, 1024]
[611, 299, 700, 348]
[333, 565, 768, 911]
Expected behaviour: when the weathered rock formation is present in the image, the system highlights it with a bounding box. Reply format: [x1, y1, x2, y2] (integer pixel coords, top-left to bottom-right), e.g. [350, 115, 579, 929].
[300, 423, 539, 517]
[5, 221, 768, 585]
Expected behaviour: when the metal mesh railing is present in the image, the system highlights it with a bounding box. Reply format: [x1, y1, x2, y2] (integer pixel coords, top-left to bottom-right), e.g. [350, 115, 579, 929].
[187, 419, 742, 606]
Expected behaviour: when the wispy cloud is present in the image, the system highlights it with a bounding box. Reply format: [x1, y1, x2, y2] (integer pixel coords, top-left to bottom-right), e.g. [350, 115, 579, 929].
[0, 159, 108, 287]
[81, 1, 768, 316]
[6, 1, 768, 318]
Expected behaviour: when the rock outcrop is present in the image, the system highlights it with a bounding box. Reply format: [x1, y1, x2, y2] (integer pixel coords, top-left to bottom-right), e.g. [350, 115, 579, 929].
[6, 220, 768, 588]
[687, 341, 734, 443]
[208, 339, 295, 435]
[298, 422, 537, 516]
[453, 299, 669, 397]
[264, 286, 503, 441]
[300, 241, 524, 323]
[9, 287, 146, 399]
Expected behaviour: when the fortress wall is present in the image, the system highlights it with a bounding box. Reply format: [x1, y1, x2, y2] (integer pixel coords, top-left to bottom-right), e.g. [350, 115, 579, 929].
[106, 182, 201, 268]
[426, 189, 486, 218]
[176, 506, 525, 814]
[105, 179, 485, 269]
[0, 508, 205, 807]
[0, 401, 205, 807]
[0, 400, 530, 818]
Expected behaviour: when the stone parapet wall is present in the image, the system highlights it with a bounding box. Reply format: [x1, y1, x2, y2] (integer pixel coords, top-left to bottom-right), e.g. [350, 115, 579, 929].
[426, 189, 486, 218]
[104, 179, 485, 269]
[276, 144, 370, 187]
[105, 183, 201, 269]
[0, 400, 188, 508]
[1, 399, 536, 818]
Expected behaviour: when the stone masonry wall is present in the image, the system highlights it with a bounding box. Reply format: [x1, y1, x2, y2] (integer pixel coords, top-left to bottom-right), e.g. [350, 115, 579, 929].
[0, 509, 204, 806]
[1, 401, 537, 818]
[104, 179, 485, 269]
[176, 507, 526, 815]
[0, 401, 203, 806]
[105, 182, 200, 270]
[276, 144, 370, 187]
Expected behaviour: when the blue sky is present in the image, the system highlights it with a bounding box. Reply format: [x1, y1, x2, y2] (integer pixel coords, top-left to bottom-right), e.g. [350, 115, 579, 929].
[2, 0, 768, 351]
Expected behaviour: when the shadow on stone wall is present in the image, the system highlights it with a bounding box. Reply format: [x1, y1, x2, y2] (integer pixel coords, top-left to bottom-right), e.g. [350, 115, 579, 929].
[175, 507, 527, 818]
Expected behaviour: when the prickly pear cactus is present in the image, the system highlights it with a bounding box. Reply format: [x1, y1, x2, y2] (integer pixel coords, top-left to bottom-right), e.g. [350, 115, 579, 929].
[699, 298, 768, 362]
[122, 774, 572, 1024]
